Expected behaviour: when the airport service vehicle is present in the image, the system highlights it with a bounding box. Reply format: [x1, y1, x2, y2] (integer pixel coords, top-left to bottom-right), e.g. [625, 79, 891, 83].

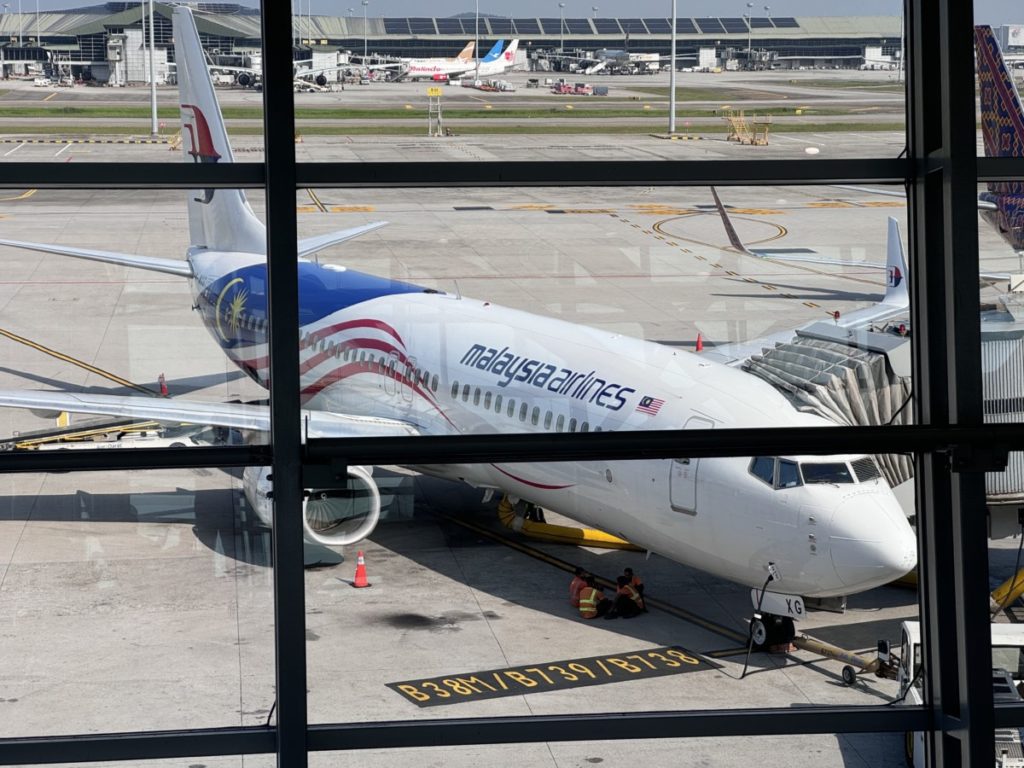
[897, 621, 1024, 767]
[0, 7, 922, 639]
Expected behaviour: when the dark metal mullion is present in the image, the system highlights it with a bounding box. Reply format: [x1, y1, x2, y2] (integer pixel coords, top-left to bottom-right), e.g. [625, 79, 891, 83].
[0, 159, 909, 189]
[0, 707, 928, 765]
[294, 159, 909, 187]
[977, 156, 1024, 181]
[260, 4, 307, 768]
[0, 163, 263, 188]
[302, 424, 1024, 467]
[908, 2, 991, 766]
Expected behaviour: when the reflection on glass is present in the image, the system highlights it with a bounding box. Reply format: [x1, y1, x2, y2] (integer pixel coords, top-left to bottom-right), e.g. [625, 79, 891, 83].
[309, 734, 906, 767]
[304, 459, 918, 726]
[0, 470, 273, 736]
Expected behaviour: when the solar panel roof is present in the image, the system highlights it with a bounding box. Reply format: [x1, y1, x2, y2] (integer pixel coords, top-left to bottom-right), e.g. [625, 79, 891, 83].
[618, 18, 648, 34]
[694, 17, 726, 33]
[512, 17, 541, 34]
[565, 18, 592, 34]
[749, 17, 773, 28]
[489, 18, 512, 34]
[720, 17, 748, 32]
[643, 18, 671, 33]
[408, 17, 436, 34]
[674, 18, 697, 33]
[435, 18, 465, 34]
[383, 18, 409, 34]
[773, 16, 799, 27]
[592, 18, 621, 33]
[537, 17, 562, 34]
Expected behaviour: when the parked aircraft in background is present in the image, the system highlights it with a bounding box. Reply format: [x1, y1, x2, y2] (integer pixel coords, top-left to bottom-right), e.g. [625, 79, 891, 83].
[472, 39, 520, 78]
[0, 6, 917, 646]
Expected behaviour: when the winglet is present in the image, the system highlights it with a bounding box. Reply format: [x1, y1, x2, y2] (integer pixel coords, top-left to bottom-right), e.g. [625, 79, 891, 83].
[710, 186, 753, 255]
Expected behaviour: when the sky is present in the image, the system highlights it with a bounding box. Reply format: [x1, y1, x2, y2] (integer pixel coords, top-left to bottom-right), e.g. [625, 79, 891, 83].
[31, 0, 1022, 27]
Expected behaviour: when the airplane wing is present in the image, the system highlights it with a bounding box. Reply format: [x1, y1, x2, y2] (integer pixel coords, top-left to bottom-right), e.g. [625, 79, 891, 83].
[0, 239, 194, 277]
[298, 221, 389, 259]
[0, 390, 420, 440]
[699, 189, 909, 367]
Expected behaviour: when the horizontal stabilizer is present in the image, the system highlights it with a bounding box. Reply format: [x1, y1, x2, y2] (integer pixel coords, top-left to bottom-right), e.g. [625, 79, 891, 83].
[0, 239, 194, 277]
[0, 390, 419, 440]
[297, 221, 388, 260]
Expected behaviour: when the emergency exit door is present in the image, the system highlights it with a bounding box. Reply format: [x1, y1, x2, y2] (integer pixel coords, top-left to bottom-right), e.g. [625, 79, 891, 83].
[669, 416, 715, 514]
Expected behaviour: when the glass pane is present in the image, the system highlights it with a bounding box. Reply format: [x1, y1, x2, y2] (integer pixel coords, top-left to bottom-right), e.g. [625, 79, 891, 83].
[0, 188, 268, 450]
[276, 7, 905, 161]
[311, 735, 903, 767]
[0, 469, 274, 736]
[0, 3, 263, 161]
[305, 455, 919, 725]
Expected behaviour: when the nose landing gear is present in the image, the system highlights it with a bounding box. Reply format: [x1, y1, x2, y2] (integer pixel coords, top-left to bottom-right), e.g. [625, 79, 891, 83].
[750, 613, 797, 651]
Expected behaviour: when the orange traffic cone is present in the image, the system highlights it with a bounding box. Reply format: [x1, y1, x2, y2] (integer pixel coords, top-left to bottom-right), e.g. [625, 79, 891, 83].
[353, 550, 370, 588]
[695, 333, 704, 352]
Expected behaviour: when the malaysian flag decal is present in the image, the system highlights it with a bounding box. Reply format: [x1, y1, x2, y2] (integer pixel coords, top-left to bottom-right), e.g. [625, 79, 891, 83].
[636, 396, 665, 416]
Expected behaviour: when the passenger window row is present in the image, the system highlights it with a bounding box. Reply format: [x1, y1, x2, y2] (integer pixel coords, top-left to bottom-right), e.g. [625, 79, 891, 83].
[449, 380, 595, 433]
[294, 335, 439, 393]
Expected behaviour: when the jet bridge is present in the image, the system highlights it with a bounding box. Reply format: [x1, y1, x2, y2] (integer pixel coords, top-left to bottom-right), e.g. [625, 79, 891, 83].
[740, 293, 1024, 536]
[742, 321, 915, 494]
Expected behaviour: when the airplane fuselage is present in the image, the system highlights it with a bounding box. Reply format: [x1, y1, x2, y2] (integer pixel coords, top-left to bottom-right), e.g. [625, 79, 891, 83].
[189, 249, 916, 598]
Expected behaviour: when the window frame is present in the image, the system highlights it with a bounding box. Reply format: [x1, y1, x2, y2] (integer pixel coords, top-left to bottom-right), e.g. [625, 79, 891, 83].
[0, 1, 1018, 766]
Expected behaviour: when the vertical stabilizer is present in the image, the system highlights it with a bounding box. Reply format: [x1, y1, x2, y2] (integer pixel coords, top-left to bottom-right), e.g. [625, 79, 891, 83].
[173, 6, 265, 254]
[456, 41, 475, 61]
[503, 40, 520, 64]
[974, 25, 1024, 250]
[481, 39, 505, 63]
[883, 216, 909, 309]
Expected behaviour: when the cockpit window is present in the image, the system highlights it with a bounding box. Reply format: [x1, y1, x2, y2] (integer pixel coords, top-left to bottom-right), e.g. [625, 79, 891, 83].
[852, 457, 882, 482]
[801, 462, 855, 484]
[778, 460, 802, 488]
[749, 457, 774, 486]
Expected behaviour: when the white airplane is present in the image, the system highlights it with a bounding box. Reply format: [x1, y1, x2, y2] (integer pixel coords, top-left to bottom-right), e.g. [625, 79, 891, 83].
[472, 39, 519, 78]
[390, 40, 477, 81]
[0, 6, 916, 642]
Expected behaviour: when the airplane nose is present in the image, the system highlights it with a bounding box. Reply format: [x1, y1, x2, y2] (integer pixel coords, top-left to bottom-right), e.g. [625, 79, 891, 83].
[829, 492, 917, 591]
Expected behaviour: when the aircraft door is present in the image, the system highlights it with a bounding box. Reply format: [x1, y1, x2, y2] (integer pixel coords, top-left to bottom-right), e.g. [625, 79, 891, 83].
[669, 416, 715, 514]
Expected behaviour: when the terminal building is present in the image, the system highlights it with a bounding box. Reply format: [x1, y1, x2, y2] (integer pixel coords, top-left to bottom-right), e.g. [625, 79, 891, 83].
[0, 2, 958, 83]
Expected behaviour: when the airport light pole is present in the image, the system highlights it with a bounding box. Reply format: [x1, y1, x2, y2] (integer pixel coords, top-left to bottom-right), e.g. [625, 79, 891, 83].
[592, 5, 598, 19]
[558, 2, 565, 52]
[745, 1, 753, 68]
[148, 0, 157, 138]
[17, 0, 21, 48]
[763, 4, 770, 18]
[669, 0, 676, 134]
[474, 0, 479, 79]
[362, 0, 368, 60]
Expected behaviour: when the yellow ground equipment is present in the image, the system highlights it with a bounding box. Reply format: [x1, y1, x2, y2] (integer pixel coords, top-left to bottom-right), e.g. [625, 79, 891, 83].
[497, 497, 641, 550]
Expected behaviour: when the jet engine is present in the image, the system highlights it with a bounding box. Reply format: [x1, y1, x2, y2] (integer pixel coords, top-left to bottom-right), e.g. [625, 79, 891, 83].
[242, 465, 382, 546]
[236, 72, 253, 87]
[315, 74, 328, 87]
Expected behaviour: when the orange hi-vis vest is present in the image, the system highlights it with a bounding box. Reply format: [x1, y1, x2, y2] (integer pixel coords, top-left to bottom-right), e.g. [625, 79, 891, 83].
[578, 587, 602, 618]
[618, 583, 642, 607]
[569, 576, 587, 607]
[630, 575, 643, 590]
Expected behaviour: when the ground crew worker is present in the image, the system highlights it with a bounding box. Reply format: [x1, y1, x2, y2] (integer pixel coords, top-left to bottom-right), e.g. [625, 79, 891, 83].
[612, 575, 643, 619]
[623, 567, 647, 611]
[569, 567, 588, 608]
[578, 576, 612, 619]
